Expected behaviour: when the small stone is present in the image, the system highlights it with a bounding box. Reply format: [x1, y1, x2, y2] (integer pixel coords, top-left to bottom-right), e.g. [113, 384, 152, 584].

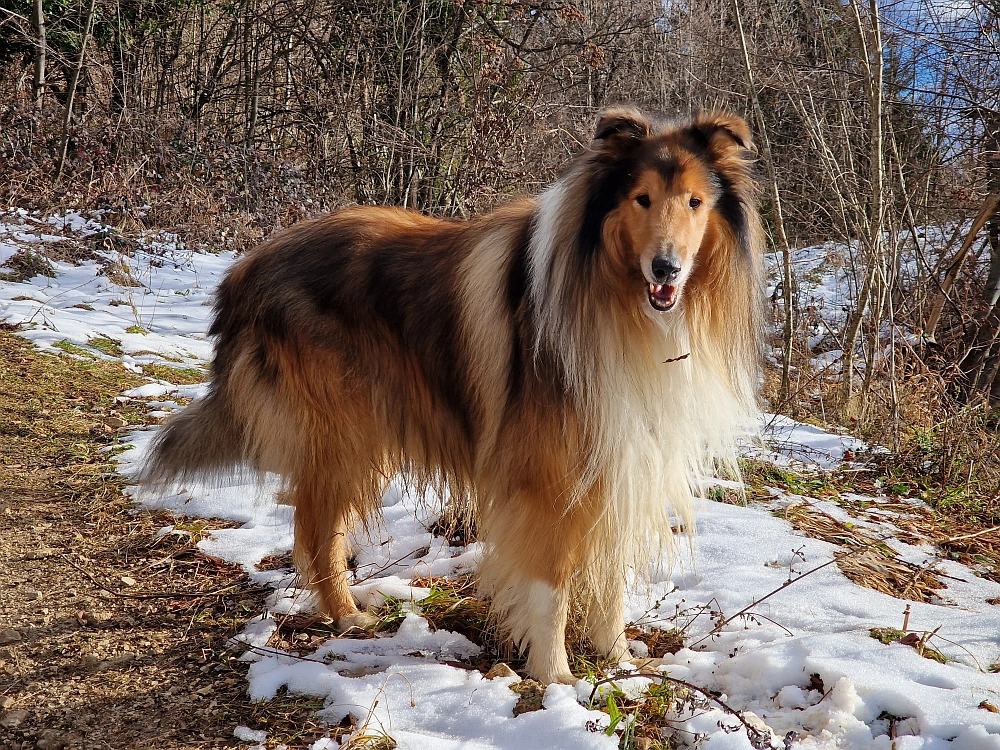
[110, 653, 135, 668]
[36, 729, 68, 750]
[0, 629, 21, 646]
[0, 708, 29, 728]
[510, 679, 545, 716]
[120, 576, 137, 587]
[0, 696, 12, 709]
[24, 589, 42, 601]
[27, 546, 57, 559]
[484, 662, 518, 680]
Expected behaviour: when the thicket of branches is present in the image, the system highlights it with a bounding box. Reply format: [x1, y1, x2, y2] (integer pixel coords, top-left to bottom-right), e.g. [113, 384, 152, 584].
[1, 0, 999, 462]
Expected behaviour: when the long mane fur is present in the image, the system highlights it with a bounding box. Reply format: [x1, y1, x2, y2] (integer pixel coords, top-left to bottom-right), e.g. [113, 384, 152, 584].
[515, 110, 763, 610]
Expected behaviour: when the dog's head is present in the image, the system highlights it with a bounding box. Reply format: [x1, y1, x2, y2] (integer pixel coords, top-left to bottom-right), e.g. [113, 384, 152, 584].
[578, 107, 757, 313]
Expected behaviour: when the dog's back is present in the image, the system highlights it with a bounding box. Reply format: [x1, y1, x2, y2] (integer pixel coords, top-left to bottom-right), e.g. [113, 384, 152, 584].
[146, 207, 517, 484]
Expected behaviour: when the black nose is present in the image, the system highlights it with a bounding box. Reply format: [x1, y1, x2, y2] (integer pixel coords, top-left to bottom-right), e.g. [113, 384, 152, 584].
[651, 255, 681, 283]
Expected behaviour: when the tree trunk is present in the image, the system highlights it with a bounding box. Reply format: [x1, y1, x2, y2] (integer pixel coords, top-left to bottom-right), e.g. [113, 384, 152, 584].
[732, 0, 795, 405]
[55, 0, 98, 180]
[957, 114, 1000, 403]
[923, 194, 1000, 343]
[839, 0, 885, 415]
[189, 17, 241, 121]
[31, 0, 45, 113]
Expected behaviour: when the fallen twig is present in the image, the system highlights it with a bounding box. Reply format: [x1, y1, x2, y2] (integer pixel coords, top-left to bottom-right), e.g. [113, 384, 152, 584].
[687, 550, 860, 649]
[943, 526, 1000, 544]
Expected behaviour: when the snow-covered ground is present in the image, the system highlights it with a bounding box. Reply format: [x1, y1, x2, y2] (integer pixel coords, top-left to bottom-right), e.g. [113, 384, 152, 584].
[3, 209, 1000, 750]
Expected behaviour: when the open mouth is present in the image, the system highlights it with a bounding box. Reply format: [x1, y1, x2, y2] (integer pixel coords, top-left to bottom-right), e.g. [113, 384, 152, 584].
[647, 282, 678, 311]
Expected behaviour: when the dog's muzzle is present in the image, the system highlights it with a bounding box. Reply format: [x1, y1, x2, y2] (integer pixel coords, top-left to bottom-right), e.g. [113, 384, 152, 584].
[648, 254, 681, 311]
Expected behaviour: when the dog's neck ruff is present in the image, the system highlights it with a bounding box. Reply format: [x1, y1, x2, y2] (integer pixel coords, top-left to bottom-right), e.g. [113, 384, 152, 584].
[522, 173, 756, 586]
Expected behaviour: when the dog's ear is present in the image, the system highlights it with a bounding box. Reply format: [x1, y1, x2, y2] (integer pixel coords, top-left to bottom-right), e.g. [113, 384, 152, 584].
[688, 112, 754, 154]
[592, 106, 651, 144]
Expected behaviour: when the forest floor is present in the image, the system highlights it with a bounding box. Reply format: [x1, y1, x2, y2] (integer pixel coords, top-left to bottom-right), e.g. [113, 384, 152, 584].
[0, 330, 335, 749]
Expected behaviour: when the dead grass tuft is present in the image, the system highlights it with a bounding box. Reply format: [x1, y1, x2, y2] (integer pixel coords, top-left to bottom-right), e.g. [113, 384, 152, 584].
[38, 238, 100, 265]
[141, 363, 207, 385]
[869, 627, 949, 663]
[780, 503, 944, 602]
[624, 626, 685, 658]
[0, 248, 55, 282]
[245, 690, 345, 747]
[256, 552, 294, 571]
[88, 335, 124, 357]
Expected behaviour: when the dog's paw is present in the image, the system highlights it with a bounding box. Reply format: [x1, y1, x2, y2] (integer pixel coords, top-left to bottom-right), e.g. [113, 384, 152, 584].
[336, 610, 379, 633]
[532, 666, 577, 686]
[525, 655, 577, 686]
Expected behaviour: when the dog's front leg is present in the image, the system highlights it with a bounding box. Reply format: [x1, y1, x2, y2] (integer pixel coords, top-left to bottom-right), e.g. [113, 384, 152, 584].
[520, 580, 575, 685]
[479, 516, 576, 685]
[585, 576, 630, 663]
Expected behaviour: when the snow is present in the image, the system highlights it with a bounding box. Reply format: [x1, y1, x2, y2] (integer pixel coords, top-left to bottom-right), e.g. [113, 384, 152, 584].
[3, 209, 1000, 749]
[763, 222, 992, 376]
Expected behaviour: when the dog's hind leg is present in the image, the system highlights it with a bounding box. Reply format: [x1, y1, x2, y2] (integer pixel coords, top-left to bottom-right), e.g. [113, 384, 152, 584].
[291, 473, 377, 631]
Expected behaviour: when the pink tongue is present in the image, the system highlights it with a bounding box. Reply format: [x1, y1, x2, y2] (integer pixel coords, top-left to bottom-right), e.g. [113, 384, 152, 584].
[651, 284, 677, 306]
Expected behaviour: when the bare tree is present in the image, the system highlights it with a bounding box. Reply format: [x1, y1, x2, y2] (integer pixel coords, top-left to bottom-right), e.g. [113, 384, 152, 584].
[55, 0, 98, 181]
[31, 0, 44, 113]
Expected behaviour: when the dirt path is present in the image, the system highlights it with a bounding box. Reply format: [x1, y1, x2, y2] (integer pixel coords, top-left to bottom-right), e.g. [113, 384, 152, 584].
[0, 331, 322, 750]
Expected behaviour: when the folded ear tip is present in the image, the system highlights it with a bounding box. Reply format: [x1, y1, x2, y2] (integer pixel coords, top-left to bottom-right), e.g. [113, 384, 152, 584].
[593, 106, 652, 141]
[695, 111, 753, 148]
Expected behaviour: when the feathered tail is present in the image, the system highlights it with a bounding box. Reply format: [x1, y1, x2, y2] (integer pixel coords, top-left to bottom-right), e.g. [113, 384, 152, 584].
[138, 388, 245, 489]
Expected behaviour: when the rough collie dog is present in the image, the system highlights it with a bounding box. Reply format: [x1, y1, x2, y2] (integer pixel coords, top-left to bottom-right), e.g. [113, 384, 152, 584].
[142, 107, 763, 685]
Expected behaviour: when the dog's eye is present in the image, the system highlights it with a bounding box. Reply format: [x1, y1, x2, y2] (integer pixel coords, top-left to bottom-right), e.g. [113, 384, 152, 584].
[689, 196, 702, 209]
[636, 194, 651, 209]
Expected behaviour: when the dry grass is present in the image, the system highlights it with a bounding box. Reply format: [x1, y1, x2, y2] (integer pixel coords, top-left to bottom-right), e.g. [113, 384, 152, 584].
[869, 627, 949, 664]
[743, 444, 1000, 587]
[623, 626, 685, 659]
[0, 248, 55, 282]
[779, 503, 944, 602]
[141, 363, 207, 385]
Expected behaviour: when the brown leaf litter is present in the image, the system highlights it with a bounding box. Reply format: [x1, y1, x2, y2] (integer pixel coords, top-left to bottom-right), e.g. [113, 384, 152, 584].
[0, 330, 335, 749]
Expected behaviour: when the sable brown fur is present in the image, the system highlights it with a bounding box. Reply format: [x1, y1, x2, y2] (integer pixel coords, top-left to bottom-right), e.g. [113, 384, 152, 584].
[142, 107, 764, 685]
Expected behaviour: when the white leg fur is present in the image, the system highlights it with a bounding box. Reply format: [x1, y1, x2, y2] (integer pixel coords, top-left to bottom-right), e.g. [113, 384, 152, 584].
[337, 610, 379, 632]
[586, 592, 631, 662]
[521, 581, 575, 685]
